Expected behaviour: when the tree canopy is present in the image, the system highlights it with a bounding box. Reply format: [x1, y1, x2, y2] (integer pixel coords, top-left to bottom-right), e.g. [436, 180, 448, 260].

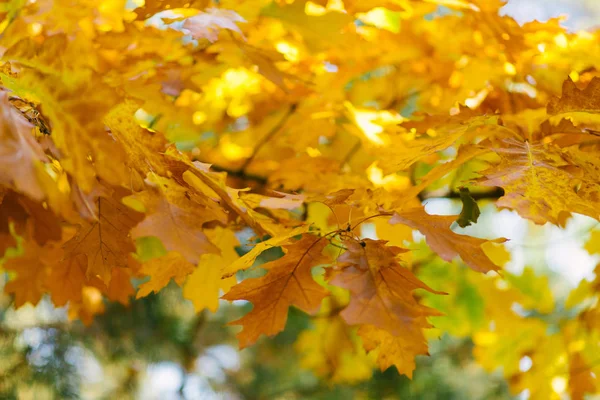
[1, 0, 600, 398]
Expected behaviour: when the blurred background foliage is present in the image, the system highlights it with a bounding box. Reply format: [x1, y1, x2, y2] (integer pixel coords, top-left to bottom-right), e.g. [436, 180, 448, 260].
[2, 0, 600, 399]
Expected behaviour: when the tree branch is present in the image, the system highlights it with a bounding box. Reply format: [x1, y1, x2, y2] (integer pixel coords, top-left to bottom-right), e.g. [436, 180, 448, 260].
[420, 187, 505, 201]
[239, 103, 297, 173]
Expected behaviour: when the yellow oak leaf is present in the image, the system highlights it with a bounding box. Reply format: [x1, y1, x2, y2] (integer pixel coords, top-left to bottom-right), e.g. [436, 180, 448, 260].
[480, 137, 600, 224]
[104, 101, 170, 178]
[222, 225, 308, 277]
[547, 77, 600, 117]
[183, 227, 239, 312]
[222, 234, 331, 348]
[358, 324, 430, 378]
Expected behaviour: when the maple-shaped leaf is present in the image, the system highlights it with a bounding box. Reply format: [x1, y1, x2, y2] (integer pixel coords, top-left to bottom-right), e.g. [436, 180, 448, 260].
[328, 239, 441, 337]
[222, 234, 331, 348]
[390, 208, 503, 273]
[4, 232, 62, 307]
[131, 174, 226, 264]
[0, 191, 61, 251]
[136, 252, 195, 298]
[358, 324, 430, 379]
[63, 187, 143, 284]
[0, 92, 48, 200]
[183, 8, 246, 42]
[183, 227, 238, 312]
[376, 112, 500, 173]
[480, 137, 600, 224]
[547, 77, 600, 116]
[46, 253, 87, 307]
[103, 267, 136, 305]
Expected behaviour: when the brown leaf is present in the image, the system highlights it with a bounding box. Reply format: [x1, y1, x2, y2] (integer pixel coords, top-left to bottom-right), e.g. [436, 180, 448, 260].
[131, 174, 225, 264]
[46, 254, 87, 307]
[222, 234, 331, 348]
[0, 92, 48, 200]
[4, 234, 62, 308]
[329, 239, 441, 336]
[390, 208, 503, 273]
[63, 187, 143, 284]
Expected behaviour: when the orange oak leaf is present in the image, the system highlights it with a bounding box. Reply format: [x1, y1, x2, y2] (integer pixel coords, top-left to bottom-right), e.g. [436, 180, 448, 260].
[46, 254, 87, 307]
[0, 191, 61, 254]
[131, 174, 225, 264]
[4, 234, 62, 308]
[63, 187, 143, 284]
[136, 252, 195, 298]
[222, 234, 331, 348]
[103, 267, 136, 305]
[328, 239, 441, 336]
[390, 209, 504, 273]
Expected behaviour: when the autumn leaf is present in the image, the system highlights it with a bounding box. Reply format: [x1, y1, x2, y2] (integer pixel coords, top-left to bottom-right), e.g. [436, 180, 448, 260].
[480, 137, 600, 224]
[0, 92, 48, 200]
[131, 174, 225, 264]
[328, 239, 442, 336]
[221, 225, 308, 277]
[46, 254, 87, 307]
[390, 208, 504, 273]
[547, 77, 600, 116]
[63, 187, 143, 284]
[183, 226, 239, 312]
[136, 252, 195, 298]
[222, 234, 331, 348]
[3, 229, 62, 307]
[358, 324, 430, 378]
